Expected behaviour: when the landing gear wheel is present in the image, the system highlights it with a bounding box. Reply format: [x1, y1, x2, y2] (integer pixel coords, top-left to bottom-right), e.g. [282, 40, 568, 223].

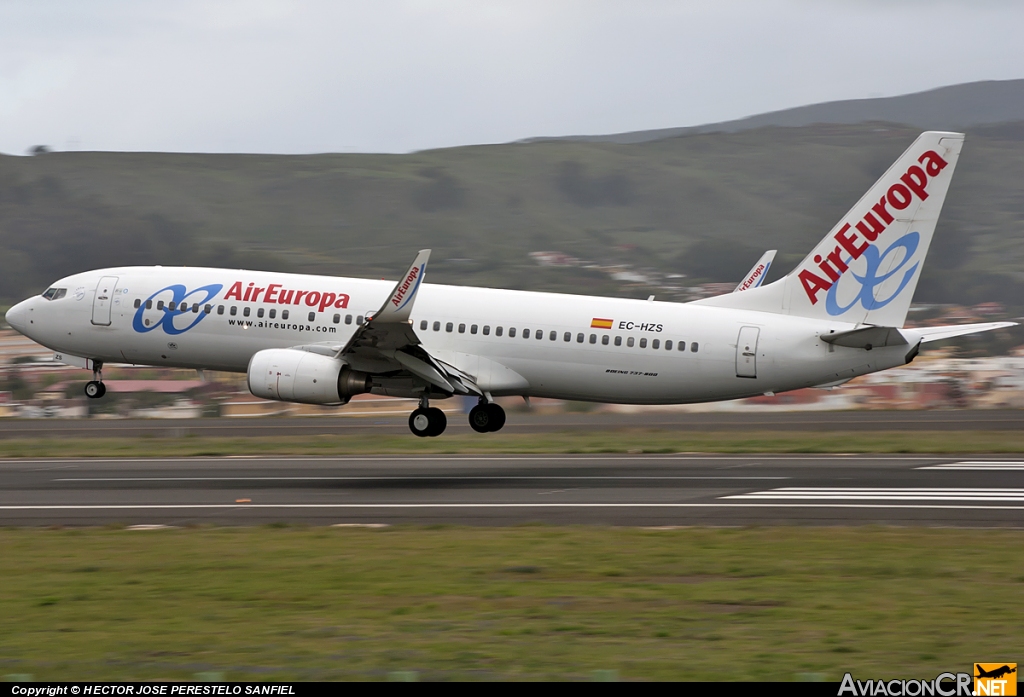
[409, 408, 431, 437]
[426, 407, 447, 437]
[468, 404, 492, 433]
[84, 380, 105, 399]
[409, 407, 447, 437]
[484, 403, 505, 432]
[470, 403, 505, 432]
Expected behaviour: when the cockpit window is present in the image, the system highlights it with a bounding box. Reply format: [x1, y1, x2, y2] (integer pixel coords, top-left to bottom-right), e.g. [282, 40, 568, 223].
[41, 288, 67, 301]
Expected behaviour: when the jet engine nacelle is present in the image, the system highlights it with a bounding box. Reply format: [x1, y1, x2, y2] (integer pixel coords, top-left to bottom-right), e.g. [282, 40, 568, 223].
[247, 349, 371, 405]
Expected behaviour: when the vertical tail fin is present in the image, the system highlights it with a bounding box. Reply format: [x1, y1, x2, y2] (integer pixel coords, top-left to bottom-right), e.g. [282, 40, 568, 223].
[696, 131, 964, 327]
[734, 250, 776, 292]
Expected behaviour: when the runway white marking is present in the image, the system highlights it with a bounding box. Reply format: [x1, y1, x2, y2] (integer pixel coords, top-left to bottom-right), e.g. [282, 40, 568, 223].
[1, 503, 1023, 511]
[919, 461, 1024, 471]
[725, 488, 1024, 502]
[0, 455, 949, 464]
[53, 475, 789, 482]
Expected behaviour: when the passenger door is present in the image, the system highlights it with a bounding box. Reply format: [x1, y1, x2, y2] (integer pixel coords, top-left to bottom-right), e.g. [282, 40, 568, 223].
[735, 326, 760, 378]
[91, 276, 119, 326]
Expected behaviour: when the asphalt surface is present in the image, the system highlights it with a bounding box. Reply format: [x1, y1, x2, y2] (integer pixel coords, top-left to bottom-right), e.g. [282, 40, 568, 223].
[0, 409, 1022, 438]
[2, 454, 1023, 527]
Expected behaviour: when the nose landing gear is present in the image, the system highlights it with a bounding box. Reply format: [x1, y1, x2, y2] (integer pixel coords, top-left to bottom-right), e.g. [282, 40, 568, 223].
[408, 394, 447, 437]
[84, 361, 106, 399]
[468, 399, 506, 433]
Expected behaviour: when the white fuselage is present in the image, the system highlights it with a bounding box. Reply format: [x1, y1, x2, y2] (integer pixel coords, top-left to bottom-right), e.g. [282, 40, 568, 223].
[6, 266, 917, 404]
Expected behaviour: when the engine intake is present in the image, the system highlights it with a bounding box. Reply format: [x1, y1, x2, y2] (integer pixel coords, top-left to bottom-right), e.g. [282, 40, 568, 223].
[247, 349, 371, 405]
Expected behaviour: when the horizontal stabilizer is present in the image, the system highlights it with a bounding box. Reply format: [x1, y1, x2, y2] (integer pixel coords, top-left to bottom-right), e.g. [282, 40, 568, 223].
[913, 321, 1016, 343]
[821, 325, 908, 350]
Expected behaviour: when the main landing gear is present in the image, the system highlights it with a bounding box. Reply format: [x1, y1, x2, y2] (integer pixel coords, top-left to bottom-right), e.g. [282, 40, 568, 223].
[409, 394, 447, 437]
[84, 361, 106, 399]
[468, 399, 505, 433]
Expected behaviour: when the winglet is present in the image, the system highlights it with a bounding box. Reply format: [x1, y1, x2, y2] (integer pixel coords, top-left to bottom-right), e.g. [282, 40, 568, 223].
[372, 249, 430, 323]
[734, 250, 776, 292]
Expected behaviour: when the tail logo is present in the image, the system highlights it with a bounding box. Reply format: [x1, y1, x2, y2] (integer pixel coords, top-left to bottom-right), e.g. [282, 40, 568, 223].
[824, 232, 920, 316]
[799, 149, 947, 305]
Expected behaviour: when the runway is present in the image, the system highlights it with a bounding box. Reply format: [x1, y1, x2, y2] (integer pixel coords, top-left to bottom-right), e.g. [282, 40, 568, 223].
[2, 454, 1023, 527]
[0, 409, 1021, 439]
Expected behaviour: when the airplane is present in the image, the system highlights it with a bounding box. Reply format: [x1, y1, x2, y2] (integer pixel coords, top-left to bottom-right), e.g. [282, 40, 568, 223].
[734, 250, 776, 292]
[4, 131, 1015, 437]
[975, 665, 1016, 680]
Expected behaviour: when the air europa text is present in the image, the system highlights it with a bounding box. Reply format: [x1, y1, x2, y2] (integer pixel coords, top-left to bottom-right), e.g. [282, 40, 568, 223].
[799, 150, 948, 304]
[224, 282, 350, 312]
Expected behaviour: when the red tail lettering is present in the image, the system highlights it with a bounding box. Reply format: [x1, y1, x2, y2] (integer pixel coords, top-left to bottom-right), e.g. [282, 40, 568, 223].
[799, 269, 832, 304]
[900, 165, 929, 200]
[918, 150, 947, 177]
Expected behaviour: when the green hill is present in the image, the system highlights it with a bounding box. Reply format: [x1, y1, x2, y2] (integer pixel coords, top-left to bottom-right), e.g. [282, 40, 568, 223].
[2, 121, 1023, 312]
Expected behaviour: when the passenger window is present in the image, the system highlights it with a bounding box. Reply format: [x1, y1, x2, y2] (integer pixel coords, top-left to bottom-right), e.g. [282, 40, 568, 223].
[564, 332, 571, 342]
[549, 331, 556, 341]
[483, 325, 490, 335]
[230, 306, 237, 316]
[147, 300, 154, 310]
[282, 310, 289, 320]
[433, 321, 441, 331]
[471, 324, 478, 334]
[602, 335, 609, 345]
[346, 315, 353, 325]
[496, 326, 503, 336]
[333, 314, 340, 324]
[192, 303, 199, 313]
[169, 301, 177, 311]
[420, 320, 427, 330]
[652, 339, 660, 349]
[614, 336, 622, 346]
[269, 309, 276, 319]
[308, 312, 315, 322]
[691, 342, 699, 353]
[446, 322, 453, 332]
[257, 308, 265, 318]
[665, 340, 673, 350]
[356, 315, 364, 325]
[627, 337, 634, 347]
[523, 328, 530, 339]
[205, 304, 212, 314]
[509, 327, 516, 338]
[134, 298, 141, 309]
[217, 305, 223, 315]
[589, 334, 596, 344]
[678, 341, 686, 351]
[576, 333, 584, 343]
[458, 323, 466, 333]
[640, 338, 647, 348]
[243, 307, 250, 317]
[537, 330, 543, 340]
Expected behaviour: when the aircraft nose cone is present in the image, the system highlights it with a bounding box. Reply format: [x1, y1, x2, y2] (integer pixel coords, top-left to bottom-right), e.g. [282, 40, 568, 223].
[5, 299, 32, 334]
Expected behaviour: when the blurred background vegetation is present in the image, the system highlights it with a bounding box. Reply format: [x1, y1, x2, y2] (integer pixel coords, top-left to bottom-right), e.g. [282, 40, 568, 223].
[2, 120, 1023, 315]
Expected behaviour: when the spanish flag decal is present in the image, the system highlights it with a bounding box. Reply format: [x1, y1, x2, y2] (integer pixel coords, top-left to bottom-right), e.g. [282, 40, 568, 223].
[591, 318, 614, 329]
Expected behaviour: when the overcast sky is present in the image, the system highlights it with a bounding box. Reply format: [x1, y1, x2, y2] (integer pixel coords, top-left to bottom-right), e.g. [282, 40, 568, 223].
[1, 0, 1021, 155]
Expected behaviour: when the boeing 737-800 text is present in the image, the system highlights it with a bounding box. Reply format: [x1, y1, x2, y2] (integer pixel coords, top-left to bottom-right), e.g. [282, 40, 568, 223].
[5, 132, 1014, 436]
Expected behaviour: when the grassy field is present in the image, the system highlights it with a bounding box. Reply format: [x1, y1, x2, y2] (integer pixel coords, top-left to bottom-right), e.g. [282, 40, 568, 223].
[1, 526, 1021, 681]
[0, 429, 1022, 458]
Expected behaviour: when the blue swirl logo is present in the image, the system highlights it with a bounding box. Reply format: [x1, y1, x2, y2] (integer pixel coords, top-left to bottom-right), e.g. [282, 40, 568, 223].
[825, 232, 920, 316]
[132, 284, 223, 335]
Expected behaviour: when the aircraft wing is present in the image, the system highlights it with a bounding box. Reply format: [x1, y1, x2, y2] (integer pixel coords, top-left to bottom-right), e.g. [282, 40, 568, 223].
[326, 249, 483, 396]
[734, 250, 776, 292]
